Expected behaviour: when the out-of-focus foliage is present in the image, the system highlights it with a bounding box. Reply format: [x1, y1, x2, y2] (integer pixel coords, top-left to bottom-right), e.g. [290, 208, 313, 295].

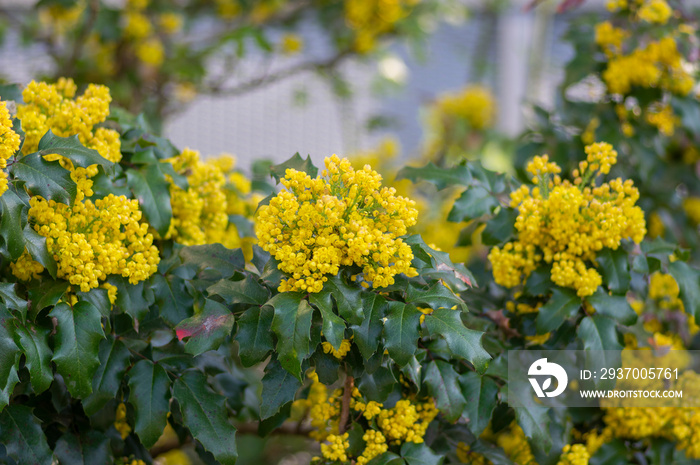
[6, 0, 460, 124]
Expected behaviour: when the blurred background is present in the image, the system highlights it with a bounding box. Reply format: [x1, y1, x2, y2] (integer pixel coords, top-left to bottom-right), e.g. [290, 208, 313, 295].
[0, 0, 610, 165]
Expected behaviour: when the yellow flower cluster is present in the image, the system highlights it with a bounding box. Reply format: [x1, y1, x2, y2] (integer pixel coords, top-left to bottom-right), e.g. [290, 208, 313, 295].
[321, 433, 350, 462]
[683, 197, 700, 225]
[556, 444, 590, 465]
[18, 79, 121, 164]
[321, 338, 352, 359]
[595, 22, 628, 57]
[376, 398, 438, 445]
[456, 442, 490, 465]
[433, 85, 496, 131]
[256, 155, 418, 293]
[638, 0, 673, 23]
[162, 151, 257, 254]
[646, 103, 678, 136]
[489, 143, 646, 297]
[280, 33, 304, 55]
[114, 403, 131, 440]
[490, 422, 538, 465]
[15, 194, 160, 292]
[302, 372, 438, 463]
[345, 0, 417, 52]
[601, 36, 693, 96]
[0, 100, 20, 197]
[350, 139, 475, 264]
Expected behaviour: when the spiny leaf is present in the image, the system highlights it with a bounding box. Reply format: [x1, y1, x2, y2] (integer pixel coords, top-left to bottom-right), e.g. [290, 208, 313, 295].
[236, 306, 275, 367]
[128, 359, 171, 449]
[11, 151, 77, 204]
[173, 370, 238, 465]
[37, 130, 114, 169]
[424, 308, 491, 373]
[0, 405, 52, 465]
[261, 359, 302, 419]
[175, 299, 235, 356]
[50, 302, 105, 398]
[269, 294, 312, 379]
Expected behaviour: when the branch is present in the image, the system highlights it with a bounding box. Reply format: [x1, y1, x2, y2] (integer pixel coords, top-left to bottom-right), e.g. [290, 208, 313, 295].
[201, 49, 352, 97]
[338, 374, 354, 434]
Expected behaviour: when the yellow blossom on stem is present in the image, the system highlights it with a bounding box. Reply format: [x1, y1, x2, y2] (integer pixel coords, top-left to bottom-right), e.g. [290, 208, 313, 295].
[256, 154, 418, 293]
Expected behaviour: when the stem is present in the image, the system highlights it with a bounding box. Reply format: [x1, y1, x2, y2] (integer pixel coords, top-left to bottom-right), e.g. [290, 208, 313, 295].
[338, 373, 354, 434]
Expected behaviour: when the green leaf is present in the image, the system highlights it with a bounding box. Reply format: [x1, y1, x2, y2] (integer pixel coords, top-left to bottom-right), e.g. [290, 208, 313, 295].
[153, 273, 193, 326]
[448, 186, 500, 222]
[14, 323, 52, 394]
[0, 282, 29, 320]
[207, 276, 270, 306]
[0, 307, 20, 411]
[111, 277, 150, 322]
[236, 306, 275, 367]
[424, 360, 466, 422]
[0, 405, 52, 465]
[37, 131, 113, 169]
[128, 359, 171, 449]
[175, 299, 235, 356]
[29, 280, 69, 316]
[515, 405, 551, 453]
[596, 248, 630, 294]
[401, 442, 443, 465]
[126, 164, 172, 236]
[270, 294, 313, 379]
[586, 289, 637, 326]
[405, 282, 466, 311]
[0, 83, 23, 102]
[54, 431, 111, 465]
[324, 275, 363, 324]
[577, 315, 623, 381]
[396, 161, 471, 190]
[310, 290, 346, 351]
[23, 224, 57, 278]
[424, 308, 491, 373]
[535, 288, 581, 334]
[270, 153, 318, 183]
[351, 293, 387, 359]
[481, 207, 518, 246]
[668, 261, 700, 320]
[367, 452, 405, 465]
[260, 359, 302, 419]
[173, 370, 238, 465]
[590, 439, 629, 465]
[384, 302, 420, 367]
[357, 367, 396, 403]
[180, 244, 245, 279]
[0, 188, 26, 260]
[460, 372, 499, 436]
[82, 336, 131, 416]
[50, 302, 105, 398]
[524, 267, 553, 296]
[11, 151, 77, 204]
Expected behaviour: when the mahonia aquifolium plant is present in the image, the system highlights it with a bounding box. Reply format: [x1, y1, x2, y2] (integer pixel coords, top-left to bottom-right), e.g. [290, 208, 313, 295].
[256, 154, 419, 293]
[489, 142, 646, 297]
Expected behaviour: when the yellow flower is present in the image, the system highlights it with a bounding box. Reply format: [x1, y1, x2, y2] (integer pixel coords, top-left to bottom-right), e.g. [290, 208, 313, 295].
[16, 194, 160, 291]
[136, 38, 165, 66]
[114, 403, 131, 439]
[321, 338, 352, 359]
[256, 155, 418, 293]
[683, 197, 700, 225]
[159, 12, 183, 34]
[280, 33, 304, 55]
[434, 85, 496, 131]
[0, 100, 21, 197]
[595, 21, 628, 57]
[344, 0, 415, 53]
[638, 0, 673, 24]
[489, 142, 645, 297]
[557, 444, 590, 465]
[456, 442, 491, 464]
